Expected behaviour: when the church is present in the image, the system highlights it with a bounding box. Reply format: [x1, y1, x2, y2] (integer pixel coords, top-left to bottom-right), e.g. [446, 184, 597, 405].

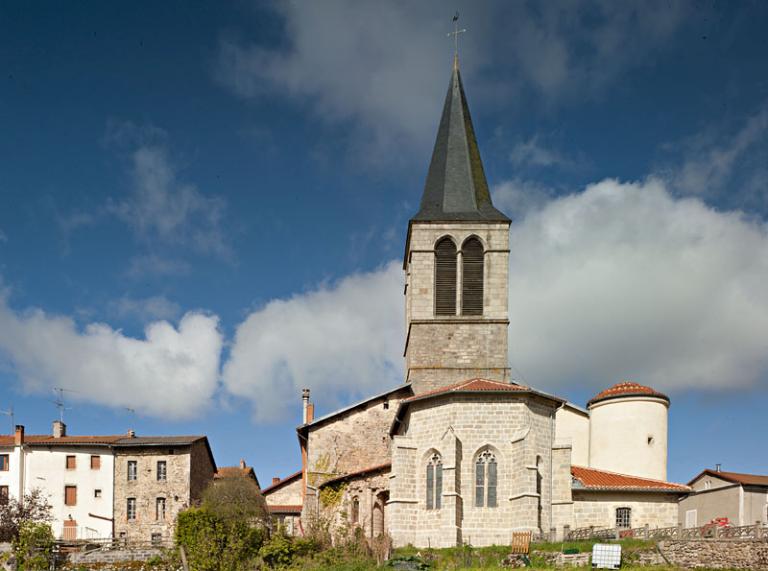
[286, 56, 690, 548]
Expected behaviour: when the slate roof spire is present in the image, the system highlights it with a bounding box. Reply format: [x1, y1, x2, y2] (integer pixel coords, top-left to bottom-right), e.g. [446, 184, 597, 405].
[412, 57, 510, 223]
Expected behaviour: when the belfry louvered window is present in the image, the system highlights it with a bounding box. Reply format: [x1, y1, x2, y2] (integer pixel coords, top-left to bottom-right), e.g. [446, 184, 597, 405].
[461, 237, 484, 315]
[434, 238, 457, 315]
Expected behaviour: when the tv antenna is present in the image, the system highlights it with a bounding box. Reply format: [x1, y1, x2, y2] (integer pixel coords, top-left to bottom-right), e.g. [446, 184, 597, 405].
[52, 388, 76, 423]
[0, 405, 13, 433]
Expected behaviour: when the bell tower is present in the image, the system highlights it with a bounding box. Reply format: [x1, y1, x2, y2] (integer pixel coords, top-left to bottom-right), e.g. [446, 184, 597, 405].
[404, 57, 512, 394]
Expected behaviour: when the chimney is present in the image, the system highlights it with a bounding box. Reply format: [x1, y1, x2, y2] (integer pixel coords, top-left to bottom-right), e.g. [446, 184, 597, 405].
[14, 425, 24, 446]
[302, 388, 311, 424]
[52, 420, 66, 438]
[239, 458, 246, 469]
[272, 477, 280, 485]
[715, 463, 722, 472]
[127, 429, 136, 438]
[306, 403, 314, 424]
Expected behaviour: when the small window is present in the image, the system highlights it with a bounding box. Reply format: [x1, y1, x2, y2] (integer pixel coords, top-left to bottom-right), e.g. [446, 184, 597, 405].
[351, 497, 359, 524]
[156, 497, 166, 520]
[0, 485, 8, 504]
[157, 460, 167, 481]
[94, 489, 102, 499]
[616, 507, 631, 529]
[151, 532, 163, 546]
[0, 455, 9, 471]
[64, 485, 77, 506]
[426, 453, 443, 510]
[647, 436, 654, 446]
[127, 498, 137, 521]
[127, 460, 138, 481]
[90, 455, 101, 470]
[66, 455, 76, 470]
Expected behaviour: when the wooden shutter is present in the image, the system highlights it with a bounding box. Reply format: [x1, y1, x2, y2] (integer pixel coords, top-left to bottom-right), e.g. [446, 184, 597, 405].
[65, 485, 77, 506]
[0, 455, 8, 471]
[434, 238, 457, 315]
[461, 237, 484, 315]
[66, 455, 76, 470]
[91, 455, 101, 470]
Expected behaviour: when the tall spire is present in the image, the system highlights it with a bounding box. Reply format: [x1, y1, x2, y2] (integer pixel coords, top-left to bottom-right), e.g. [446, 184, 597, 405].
[412, 60, 510, 223]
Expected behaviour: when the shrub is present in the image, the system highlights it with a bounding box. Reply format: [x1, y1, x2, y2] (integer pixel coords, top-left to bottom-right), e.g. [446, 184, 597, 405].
[14, 521, 54, 570]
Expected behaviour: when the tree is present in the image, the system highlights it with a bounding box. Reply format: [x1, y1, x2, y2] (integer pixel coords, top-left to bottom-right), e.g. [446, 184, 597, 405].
[0, 489, 53, 543]
[201, 476, 268, 523]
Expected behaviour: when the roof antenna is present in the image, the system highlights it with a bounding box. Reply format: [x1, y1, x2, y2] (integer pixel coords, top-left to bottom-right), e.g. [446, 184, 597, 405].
[0, 405, 13, 433]
[447, 12, 466, 70]
[52, 387, 75, 423]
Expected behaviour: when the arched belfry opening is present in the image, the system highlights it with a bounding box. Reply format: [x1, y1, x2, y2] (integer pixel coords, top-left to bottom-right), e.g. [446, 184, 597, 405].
[461, 237, 484, 315]
[435, 237, 457, 316]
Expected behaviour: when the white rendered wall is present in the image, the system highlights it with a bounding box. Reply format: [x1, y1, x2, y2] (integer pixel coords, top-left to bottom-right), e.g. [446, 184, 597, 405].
[555, 406, 590, 467]
[588, 397, 668, 481]
[24, 448, 115, 539]
[0, 446, 22, 501]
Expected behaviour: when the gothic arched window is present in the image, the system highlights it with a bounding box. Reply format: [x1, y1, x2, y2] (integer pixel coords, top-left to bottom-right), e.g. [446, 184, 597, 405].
[461, 237, 484, 315]
[435, 238, 457, 315]
[351, 496, 360, 524]
[475, 450, 497, 508]
[426, 453, 443, 510]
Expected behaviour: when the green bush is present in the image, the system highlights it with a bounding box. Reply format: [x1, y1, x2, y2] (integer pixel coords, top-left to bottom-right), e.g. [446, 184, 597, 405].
[14, 521, 54, 570]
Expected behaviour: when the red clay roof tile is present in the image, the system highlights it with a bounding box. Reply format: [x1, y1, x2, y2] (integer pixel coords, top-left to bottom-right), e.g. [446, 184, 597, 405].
[403, 378, 528, 402]
[572, 465, 689, 492]
[587, 381, 669, 407]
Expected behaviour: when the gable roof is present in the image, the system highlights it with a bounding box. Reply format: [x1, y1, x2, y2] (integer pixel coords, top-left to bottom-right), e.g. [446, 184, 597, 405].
[587, 381, 669, 407]
[688, 469, 768, 487]
[411, 58, 510, 225]
[318, 463, 392, 488]
[572, 466, 690, 493]
[390, 378, 564, 435]
[261, 470, 302, 495]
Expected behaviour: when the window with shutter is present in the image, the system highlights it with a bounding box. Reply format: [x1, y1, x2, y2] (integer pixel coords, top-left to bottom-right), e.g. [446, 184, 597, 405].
[91, 455, 101, 470]
[461, 237, 484, 315]
[66, 455, 76, 470]
[64, 485, 77, 506]
[434, 238, 457, 315]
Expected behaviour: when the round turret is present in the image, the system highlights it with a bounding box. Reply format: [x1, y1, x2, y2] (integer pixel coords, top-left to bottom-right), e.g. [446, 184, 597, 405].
[588, 381, 669, 481]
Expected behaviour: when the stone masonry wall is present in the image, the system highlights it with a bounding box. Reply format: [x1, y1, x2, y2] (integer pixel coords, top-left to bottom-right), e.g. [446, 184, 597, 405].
[266, 477, 303, 506]
[306, 388, 410, 488]
[572, 491, 679, 530]
[189, 440, 216, 503]
[659, 539, 768, 569]
[405, 222, 510, 394]
[551, 444, 574, 540]
[389, 394, 558, 548]
[113, 446, 193, 542]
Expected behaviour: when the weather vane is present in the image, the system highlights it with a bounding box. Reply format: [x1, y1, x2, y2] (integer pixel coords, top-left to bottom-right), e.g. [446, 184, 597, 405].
[447, 12, 467, 64]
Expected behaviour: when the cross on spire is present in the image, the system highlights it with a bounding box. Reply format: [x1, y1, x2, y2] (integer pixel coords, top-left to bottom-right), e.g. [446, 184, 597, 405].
[447, 12, 466, 68]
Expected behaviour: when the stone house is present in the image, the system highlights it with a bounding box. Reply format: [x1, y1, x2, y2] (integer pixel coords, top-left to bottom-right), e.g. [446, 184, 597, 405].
[290, 56, 690, 547]
[113, 435, 216, 543]
[262, 470, 303, 535]
[679, 469, 768, 528]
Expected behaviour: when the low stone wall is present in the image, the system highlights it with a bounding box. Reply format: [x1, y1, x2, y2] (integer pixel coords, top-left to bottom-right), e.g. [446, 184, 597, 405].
[68, 546, 166, 565]
[659, 540, 768, 569]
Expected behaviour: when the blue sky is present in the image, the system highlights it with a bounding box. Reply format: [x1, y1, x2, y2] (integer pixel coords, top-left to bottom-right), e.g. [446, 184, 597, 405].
[1, 1, 767, 485]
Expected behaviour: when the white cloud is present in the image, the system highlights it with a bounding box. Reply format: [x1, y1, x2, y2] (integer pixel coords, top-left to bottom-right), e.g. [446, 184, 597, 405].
[509, 135, 575, 169]
[0, 296, 222, 419]
[492, 178, 557, 219]
[109, 295, 182, 322]
[217, 1, 687, 154]
[222, 262, 404, 422]
[110, 144, 230, 258]
[506, 178, 768, 393]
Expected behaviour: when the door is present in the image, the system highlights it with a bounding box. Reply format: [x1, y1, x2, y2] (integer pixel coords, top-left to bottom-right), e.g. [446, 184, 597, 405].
[63, 520, 77, 540]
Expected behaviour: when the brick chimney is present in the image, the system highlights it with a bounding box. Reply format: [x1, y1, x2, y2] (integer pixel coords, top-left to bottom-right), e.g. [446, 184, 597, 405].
[52, 420, 66, 438]
[14, 425, 24, 446]
[272, 477, 280, 485]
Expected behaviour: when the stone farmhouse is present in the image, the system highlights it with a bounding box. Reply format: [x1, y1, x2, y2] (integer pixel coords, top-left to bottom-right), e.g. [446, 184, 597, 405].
[262, 470, 303, 535]
[0, 421, 216, 543]
[289, 56, 692, 547]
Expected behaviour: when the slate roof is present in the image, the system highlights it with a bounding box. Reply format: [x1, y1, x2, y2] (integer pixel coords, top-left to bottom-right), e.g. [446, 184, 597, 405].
[688, 469, 768, 487]
[587, 381, 669, 407]
[411, 58, 510, 224]
[572, 466, 690, 492]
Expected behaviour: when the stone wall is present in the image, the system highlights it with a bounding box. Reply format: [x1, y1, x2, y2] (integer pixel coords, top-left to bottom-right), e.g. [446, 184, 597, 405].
[306, 387, 410, 486]
[389, 393, 558, 548]
[659, 539, 768, 569]
[572, 491, 679, 530]
[113, 446, 193, 542]
[189, 440, 216, 503]
[551, 444, 574, 539]
[266, 476, 303, 506]
[332, 470, 390, 539]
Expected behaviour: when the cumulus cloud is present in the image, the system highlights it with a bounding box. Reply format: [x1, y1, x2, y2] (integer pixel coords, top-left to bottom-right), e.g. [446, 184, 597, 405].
[492, 178, 558, 220]
[509, 135, 578, 170]
[0, 296, 222, 419]
[506, 178, 768, 393]
[222, 262, 404, 422]
[217, 1, 687, 155]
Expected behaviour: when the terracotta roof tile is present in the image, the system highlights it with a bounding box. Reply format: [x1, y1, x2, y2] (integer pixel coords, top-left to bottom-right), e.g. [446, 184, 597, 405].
[403, 378, 528, 402]
[587, 381, 669, 407]
[0, 434, 205, 447]
[572, 466, 689, 492]
[267, 505, 302, 514]
[691, 469, 768, 487]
